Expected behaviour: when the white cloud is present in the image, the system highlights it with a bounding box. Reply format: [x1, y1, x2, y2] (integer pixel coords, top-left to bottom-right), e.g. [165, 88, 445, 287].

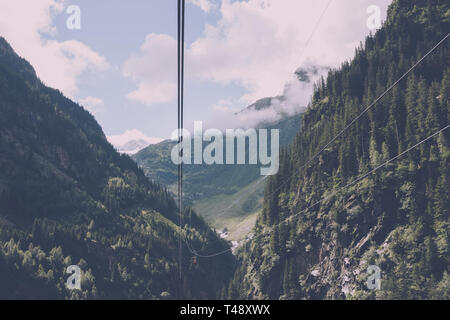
[206, 63, 329, 130]
[124, 0, 391, 108]
[123, 34, 177, 106]
[213, 99, 233, 112]
[127, 81, 177, 106]
[187, 0, 217, 13]
[188, 0, 391, 103]
[278, 62, 330, 113]
[0, 0, 109, 98]
[78, 96, 105, 115]
[108, 129, 163, 146]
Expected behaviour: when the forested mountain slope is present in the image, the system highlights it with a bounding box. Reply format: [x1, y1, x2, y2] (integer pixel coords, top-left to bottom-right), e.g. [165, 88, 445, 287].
[228, 0, 449, 300]
[0, 37, 234, 299]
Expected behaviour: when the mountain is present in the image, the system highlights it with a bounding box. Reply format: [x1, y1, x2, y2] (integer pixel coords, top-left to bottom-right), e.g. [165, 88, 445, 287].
[133, 97, 302, 242]
[228, 0, 450, 300]
[115, 139, 152, 155]
[242, 96, 283, 112]
[0, 37, 234, 299]
[107, 129, 163, 155]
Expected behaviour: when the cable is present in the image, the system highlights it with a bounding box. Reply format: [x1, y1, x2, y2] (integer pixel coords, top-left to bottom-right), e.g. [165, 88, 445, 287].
[184, 124, 449, 258]
[261, 32, 450, 203]
[241, 124, 450, 256]
[177, 0, 185, 292]
[294, 0, 333, 69]
[276, 124, 450, 228]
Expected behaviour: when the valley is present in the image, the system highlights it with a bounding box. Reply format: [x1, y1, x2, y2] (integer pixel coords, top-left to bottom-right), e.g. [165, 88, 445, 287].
[0, 0, 448, 301]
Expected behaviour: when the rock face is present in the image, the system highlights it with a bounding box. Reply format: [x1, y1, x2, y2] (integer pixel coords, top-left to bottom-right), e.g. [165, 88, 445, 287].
[227, 0, 450, 300]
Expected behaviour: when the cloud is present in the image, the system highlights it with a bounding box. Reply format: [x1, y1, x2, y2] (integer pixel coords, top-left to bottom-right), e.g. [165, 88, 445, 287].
[108, 129, 163, 145]
[124, 0, 391, 108]
[78, 96, 105, 115]
[123, 34, 177, 106]
[205, 63, 329, 130]
[187, 0, 217, 13]
[276, 62, 330, 114]
[188, 0, 391, 103]
[213, 99, 234, 112]
[127, 81, 177, 106]
[0, 0, 109, 98]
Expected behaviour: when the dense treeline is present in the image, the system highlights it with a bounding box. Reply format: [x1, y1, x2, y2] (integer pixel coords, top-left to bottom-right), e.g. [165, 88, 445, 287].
[229, 0, 449, 299]
[0, 37, 234, 299]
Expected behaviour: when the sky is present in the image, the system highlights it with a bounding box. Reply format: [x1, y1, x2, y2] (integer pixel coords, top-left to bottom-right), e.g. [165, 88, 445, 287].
[0, 0, 392, 147]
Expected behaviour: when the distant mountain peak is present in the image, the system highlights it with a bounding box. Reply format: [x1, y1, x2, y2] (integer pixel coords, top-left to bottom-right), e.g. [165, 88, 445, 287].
[116, 139, 152, 155]
[107, 129, 163, 155]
